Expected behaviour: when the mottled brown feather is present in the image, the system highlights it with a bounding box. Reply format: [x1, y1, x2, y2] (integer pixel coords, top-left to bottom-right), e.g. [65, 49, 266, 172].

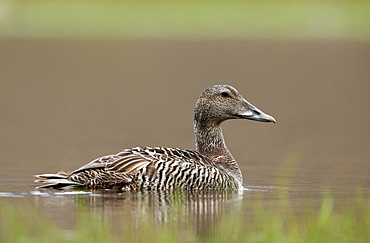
[35, 85, 275, 191]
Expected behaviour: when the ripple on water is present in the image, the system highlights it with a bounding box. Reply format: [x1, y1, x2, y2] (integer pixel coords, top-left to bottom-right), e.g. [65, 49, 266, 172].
[0, 190, 101, 198]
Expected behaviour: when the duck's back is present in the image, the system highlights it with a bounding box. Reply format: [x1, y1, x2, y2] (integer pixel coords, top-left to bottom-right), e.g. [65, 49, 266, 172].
[37, 147, 240, 191]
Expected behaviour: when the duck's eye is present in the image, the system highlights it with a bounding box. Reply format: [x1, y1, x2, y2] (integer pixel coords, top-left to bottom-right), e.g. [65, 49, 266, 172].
[221, 92, 230, 97]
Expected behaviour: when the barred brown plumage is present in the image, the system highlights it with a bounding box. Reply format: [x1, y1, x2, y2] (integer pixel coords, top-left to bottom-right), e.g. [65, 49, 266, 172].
[35, 85, 276, 191]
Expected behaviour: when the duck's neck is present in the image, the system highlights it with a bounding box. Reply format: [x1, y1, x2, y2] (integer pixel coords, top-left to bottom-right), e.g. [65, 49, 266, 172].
[194, 119, 243, 185]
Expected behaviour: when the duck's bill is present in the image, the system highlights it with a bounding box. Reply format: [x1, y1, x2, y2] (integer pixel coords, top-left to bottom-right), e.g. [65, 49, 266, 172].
[237, 101, 276, 123]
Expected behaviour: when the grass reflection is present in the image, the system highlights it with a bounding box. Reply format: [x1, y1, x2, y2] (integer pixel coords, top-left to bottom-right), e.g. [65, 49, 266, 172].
[0, 190, 368, 243]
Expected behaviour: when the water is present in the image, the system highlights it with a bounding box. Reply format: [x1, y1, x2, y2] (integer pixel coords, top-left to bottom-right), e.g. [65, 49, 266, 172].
[0, 39, 369, 234]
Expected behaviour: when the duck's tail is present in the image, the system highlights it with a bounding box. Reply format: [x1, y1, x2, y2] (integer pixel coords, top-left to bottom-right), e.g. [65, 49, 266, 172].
[34, 172, 82, 189]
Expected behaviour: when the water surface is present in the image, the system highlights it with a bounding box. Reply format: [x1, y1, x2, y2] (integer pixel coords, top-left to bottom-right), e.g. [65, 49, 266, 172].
[0, 39, 369, 234]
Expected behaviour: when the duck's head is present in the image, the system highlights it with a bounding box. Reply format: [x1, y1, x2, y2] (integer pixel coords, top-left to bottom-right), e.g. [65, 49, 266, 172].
[194, 84, 276, 126]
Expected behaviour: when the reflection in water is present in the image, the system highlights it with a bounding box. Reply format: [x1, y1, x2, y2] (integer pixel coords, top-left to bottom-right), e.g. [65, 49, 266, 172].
[31, 189, 243, 235]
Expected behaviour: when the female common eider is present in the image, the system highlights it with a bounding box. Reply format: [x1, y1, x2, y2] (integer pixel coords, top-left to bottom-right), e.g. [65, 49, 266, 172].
[36, 85, 275, 191]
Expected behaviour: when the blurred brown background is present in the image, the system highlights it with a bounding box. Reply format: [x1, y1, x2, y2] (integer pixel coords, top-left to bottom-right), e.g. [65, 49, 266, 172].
[1, 39, 369, 190]
[0, 1, 369, 194]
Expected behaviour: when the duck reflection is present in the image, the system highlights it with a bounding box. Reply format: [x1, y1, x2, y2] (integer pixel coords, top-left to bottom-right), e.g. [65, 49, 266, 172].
[34, 189, 243, 235]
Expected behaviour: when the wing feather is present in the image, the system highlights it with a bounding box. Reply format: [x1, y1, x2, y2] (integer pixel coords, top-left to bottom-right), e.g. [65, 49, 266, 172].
[69, 147, 216, 177]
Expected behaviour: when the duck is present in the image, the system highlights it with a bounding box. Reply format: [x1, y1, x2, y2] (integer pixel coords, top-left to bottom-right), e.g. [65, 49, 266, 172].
[35, 85, 276, 191]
